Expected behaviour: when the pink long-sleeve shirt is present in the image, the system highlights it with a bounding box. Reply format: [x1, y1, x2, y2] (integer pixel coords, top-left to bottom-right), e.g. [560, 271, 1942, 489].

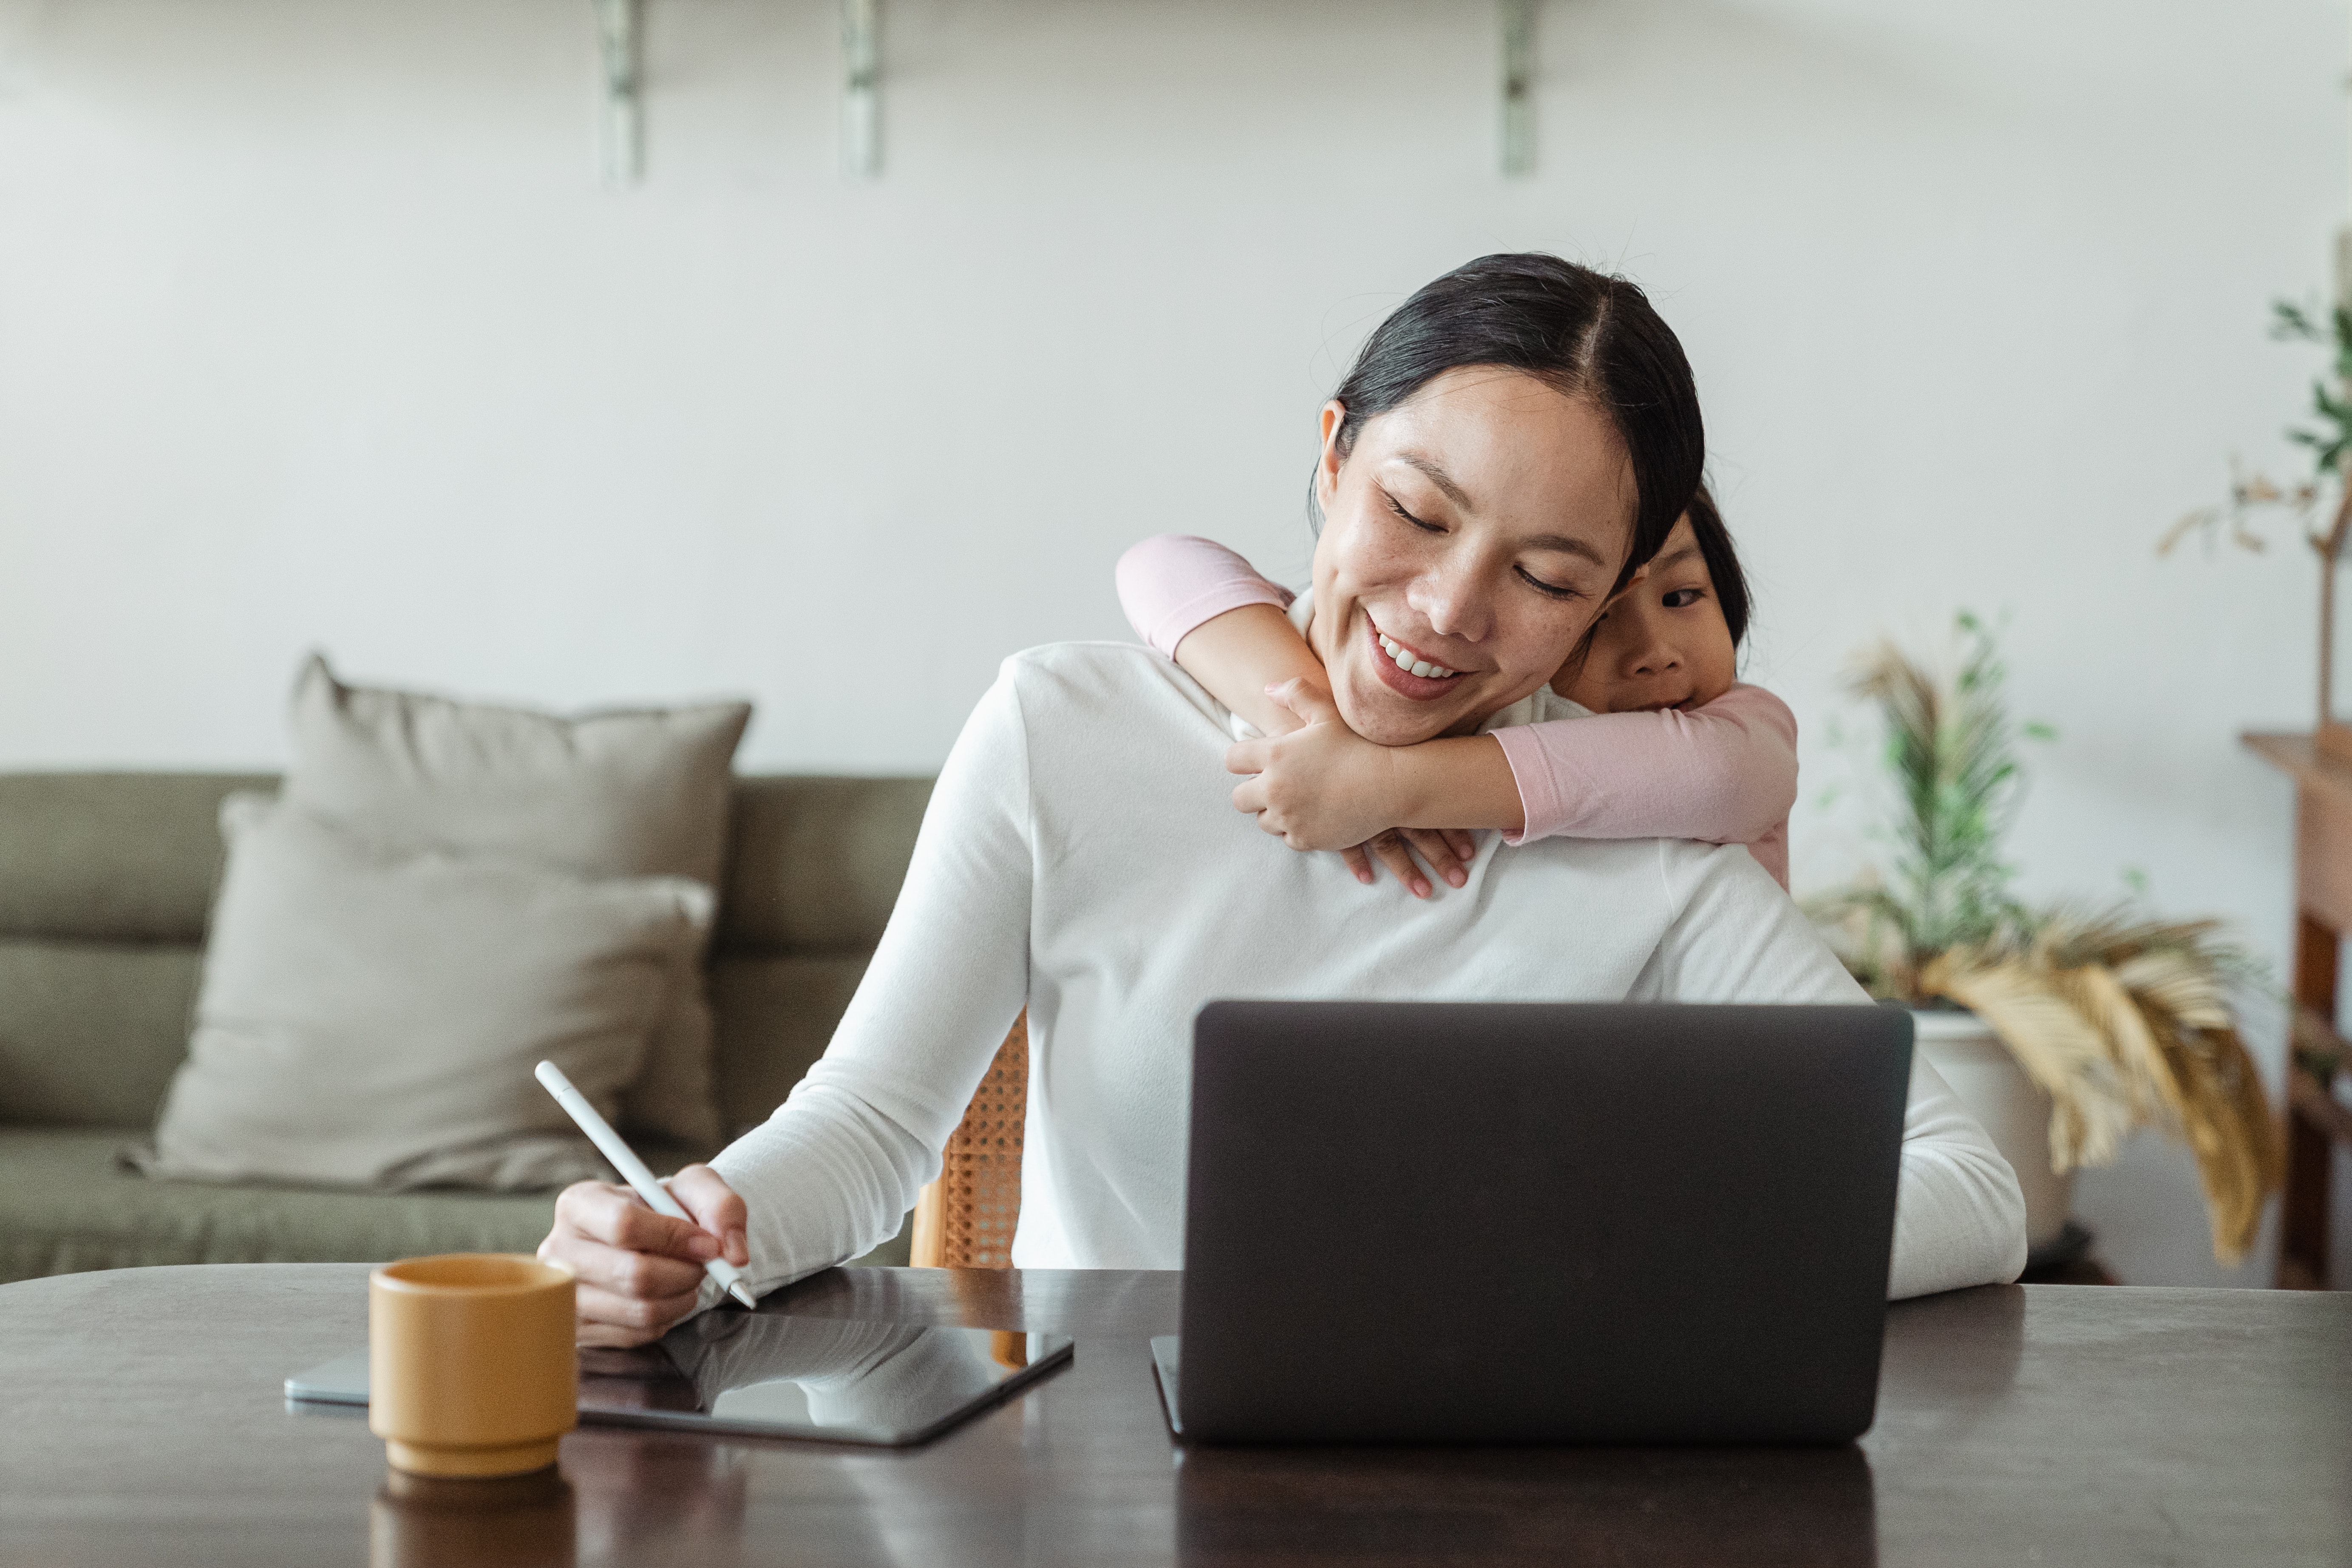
[1114, 534, 1796, 888]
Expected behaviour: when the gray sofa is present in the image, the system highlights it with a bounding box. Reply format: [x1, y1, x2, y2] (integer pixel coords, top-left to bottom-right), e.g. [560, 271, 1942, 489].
[0, 771, 932, 1283]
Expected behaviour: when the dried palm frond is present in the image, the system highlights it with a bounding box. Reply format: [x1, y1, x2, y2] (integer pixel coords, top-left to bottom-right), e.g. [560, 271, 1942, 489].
[1922, 908, 2282, 1263]
[1922, 950, 2136, 1170]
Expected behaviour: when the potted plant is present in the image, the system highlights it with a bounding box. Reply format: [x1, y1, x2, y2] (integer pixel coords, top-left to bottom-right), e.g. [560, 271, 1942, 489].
[1809, 614, 2281, 1265]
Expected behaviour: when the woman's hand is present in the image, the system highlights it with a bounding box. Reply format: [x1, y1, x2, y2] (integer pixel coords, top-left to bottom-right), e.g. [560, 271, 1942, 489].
[538, 1163, 748, 1347]
[1342, 828, 1479, 899]
[1226, 680, 1476, 896]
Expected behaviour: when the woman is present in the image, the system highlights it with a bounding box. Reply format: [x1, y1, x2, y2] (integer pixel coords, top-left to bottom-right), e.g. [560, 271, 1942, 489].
[543, 255, 2027, 1345]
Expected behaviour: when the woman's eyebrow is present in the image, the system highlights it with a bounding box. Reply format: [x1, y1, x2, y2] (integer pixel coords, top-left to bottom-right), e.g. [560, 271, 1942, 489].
[1391, 452, 1474, 509]
[1526, 534, 1609, 567]
[1649, 544, 1702, 571]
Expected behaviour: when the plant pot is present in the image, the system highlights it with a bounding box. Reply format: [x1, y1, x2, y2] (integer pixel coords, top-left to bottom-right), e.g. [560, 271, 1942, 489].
[1909, 1008, 2075, 1252]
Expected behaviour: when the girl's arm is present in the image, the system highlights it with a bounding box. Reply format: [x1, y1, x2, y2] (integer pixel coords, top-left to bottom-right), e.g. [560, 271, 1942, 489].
[1112, 535, 1548, 861]
[1115, 535, 1312, 738]
[1115, 534, 1296, 657]
[1491, 685, 1799, 849]
[1230, 686, 1798, 882]
[1232, 714, 1526, 841]
[1118, 534, 1476, 892]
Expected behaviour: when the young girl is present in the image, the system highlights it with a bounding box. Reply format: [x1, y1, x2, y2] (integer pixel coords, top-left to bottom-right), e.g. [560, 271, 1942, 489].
[1114, 485, 1796, 893]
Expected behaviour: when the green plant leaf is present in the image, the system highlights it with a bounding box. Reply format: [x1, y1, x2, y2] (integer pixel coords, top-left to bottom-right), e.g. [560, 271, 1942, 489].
[2271, 299, 2319, 340]
[1814, 611, 2043, 974]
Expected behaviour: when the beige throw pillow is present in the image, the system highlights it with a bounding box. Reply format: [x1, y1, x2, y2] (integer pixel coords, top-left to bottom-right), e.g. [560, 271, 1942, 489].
[283, 655, 751, 1148]
[137, 794, 713, 1191]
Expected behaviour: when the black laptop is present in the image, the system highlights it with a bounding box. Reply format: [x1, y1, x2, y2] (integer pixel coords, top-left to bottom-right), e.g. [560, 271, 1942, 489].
[1155, 1001, 1913, 1445]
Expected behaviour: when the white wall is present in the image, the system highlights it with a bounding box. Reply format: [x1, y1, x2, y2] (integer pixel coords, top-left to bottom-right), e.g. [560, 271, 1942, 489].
[3, 0, 2344, 1284]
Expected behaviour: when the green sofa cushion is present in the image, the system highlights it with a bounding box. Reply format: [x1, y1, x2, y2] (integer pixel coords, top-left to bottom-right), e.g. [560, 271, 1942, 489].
[0, 1127, 914, 1284]
[717, 777, 932, 954]
[709, 953, 870, 1136]
[0, 773, 271, 943]
[0, 940, 203, 1128]
[0, 1127, 562, 1282]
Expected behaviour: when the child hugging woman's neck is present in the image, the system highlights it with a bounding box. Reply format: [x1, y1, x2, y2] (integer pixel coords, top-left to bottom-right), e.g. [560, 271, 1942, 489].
[1113, 482, 1797, 894]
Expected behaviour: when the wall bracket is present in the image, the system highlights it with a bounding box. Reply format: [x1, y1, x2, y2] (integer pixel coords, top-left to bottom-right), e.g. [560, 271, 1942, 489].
[1500, 0, 1534, 177]
[597, 0, 644, 187]
[842, 0, 880, 179]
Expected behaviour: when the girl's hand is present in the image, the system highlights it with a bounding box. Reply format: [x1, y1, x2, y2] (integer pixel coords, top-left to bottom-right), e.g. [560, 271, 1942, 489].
[1225, 680, 1476, 894]
[1226, 679, 1403, 851]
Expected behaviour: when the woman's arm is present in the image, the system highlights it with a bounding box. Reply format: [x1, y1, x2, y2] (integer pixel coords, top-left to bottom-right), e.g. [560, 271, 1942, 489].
[1492, 685, 1798, 850]
[1635, 841, 2029, 1299]
[709, 671, 1036, 1290]
[544, 663, 1038, 1342]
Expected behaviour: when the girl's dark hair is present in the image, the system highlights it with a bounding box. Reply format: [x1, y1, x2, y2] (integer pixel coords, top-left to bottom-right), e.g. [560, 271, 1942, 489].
[1319, 252, 1705, 590]
[1552, 480, 1755, 689]
[1684, 482, 1753, 649]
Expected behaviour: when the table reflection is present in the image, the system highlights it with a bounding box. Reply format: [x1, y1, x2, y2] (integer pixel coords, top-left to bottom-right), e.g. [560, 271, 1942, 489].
[565, 1429, 749, 1564]
[1177, 1441, 1877, 1568]
[370, 1467, 574, 1568]
[668, 1313, 1006, 1435]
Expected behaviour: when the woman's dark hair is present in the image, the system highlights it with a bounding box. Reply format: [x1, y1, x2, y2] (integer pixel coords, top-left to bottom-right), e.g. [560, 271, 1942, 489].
[1685, 482, 1752, 649]
[1318, 252, 1704, 590]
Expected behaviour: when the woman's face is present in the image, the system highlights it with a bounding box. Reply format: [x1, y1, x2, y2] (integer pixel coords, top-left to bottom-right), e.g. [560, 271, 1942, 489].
[1307, 368, 1638, 747]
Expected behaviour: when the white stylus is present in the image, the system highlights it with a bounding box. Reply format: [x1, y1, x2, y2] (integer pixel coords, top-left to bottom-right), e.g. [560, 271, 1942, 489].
[535, 1060, 759, 1310]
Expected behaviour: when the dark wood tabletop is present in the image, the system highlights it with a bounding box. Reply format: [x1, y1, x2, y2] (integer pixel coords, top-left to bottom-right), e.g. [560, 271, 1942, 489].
[0, 1264, 2344, 1567]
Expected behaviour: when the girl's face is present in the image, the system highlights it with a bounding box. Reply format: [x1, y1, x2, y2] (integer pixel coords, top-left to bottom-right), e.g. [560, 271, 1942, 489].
[1306, 369, 1639, 747]
[1558, 516, 1737, 712]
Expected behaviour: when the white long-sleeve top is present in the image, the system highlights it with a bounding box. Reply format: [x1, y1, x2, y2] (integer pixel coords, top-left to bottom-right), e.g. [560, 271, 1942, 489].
[707, 641, 2027, 1307]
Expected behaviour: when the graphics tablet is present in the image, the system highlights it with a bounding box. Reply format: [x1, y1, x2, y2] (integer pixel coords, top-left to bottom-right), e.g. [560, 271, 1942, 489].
[287, 1312, 1073, 1447]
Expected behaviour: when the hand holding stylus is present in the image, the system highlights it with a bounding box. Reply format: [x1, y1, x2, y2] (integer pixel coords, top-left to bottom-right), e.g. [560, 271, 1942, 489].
[535, 1062, 758, 1344]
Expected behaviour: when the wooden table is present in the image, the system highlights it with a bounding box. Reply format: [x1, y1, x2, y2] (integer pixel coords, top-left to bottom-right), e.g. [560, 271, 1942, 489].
[2, 1265, 2346, 1567]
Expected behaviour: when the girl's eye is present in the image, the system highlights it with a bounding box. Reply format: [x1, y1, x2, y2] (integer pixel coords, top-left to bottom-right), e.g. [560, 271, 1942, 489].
[1661, 587, 1706, 609]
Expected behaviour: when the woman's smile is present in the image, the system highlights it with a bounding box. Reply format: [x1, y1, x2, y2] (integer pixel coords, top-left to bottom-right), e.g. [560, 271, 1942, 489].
[1366, 614, 1467, 698]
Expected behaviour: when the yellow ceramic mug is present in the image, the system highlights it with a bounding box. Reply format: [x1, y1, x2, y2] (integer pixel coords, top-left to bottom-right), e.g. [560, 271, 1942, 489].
[369, 1254, 578, 1478]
